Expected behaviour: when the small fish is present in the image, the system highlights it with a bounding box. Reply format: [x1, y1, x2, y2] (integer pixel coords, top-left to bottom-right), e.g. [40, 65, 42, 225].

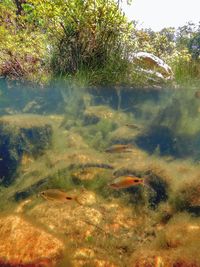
[109, 175, 145, 189]
[40, 189, 82, 205]
[69, 163, 114, 170]
[125, 123, 141, 130]
[105, 144, 133, 153]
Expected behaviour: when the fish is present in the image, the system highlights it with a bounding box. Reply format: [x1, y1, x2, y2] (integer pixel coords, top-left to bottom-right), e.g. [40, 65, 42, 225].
[109, 175, 145, 189]
[40, 189, 82, 205]
[69, 163, 114, 170]
[125, 123, 141, 130]
[105, 144, 133, 153]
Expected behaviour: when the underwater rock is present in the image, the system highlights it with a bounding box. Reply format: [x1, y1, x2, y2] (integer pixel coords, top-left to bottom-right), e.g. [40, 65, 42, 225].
[72, 167, 108, 182]
[72, 258, 118, 267]
[0, 114, 53, 185]
[136, 96, 200, 159]
[111, 158, 170, 208]
[144, 166, 170, 207]
[77, 190, 97, 205]
[161, 214, 200, 249]
[129, 214, 200, 266]
[73, 247, 95, 260]
[112, 164, 169, 209]
[83, 105, 113, 124]
[171, 178, 200, 215]
[132, 52, 173, 81]
[108, 126, 139, 144]
[28, 195, 103, 238]
[0, 215, 64, 266]
[129, 249, 200, 267]
[17, 188, 155, 265]
[15, 199, 33, 213]
[51, 149, 107, 167]
[98, 202, 137, 238]
[136, 125, 177, 156]
[83, 105, 128, 125]
[69, 162, 114, 171]
[66, 132, 89, 149]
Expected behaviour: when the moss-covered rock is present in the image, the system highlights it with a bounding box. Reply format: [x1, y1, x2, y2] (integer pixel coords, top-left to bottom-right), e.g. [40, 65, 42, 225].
[108, 126, 139, 144]
[83, 105, 130, 126]
[0, 115, 53, 185]
[129, 214, 200, 267]
[66, 132, 90, 149]
[170, 178, 200, 215]
[0, 215, 65, 266]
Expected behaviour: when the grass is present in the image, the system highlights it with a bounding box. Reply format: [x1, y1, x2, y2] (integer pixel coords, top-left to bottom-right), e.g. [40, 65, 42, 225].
[172, 57, 200, 87]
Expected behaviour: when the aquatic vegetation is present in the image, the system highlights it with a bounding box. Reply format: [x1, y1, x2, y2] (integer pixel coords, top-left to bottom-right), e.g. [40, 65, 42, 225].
[83, 105, 130, 126]
[153, 202, 174, 225]
[0, 1, 200, 265]
[25, 190, 140, 266]
[144, 166, 171, 208]
[60, 81, 89, 121]
[136, 87, 200, 160]
[78, 118, 117, 150]
[108, 126, 140, 145]
[0, 115, 53, 185]
[170, 176, 200, 215]
[80, 171, 110, 195]
[129, 213, 200, 266]
[0, 107, 199, 266]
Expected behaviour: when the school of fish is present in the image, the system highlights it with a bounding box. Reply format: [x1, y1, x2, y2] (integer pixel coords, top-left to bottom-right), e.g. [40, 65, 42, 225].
[40, 122, 147, 202]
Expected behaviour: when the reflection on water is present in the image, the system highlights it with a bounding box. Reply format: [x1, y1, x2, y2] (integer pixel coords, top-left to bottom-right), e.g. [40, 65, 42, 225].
[0, 78, 199, 266]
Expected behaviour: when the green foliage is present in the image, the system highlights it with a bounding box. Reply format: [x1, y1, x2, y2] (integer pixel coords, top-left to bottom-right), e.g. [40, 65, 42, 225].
[167, 23, 200, 86]
[169, 50, 200, 86]
[48, 170, 75, 191]
[188, 32, 200, 59]
[132, 27, 176, 58]
[176, 22, 199, 50]
[29, 0, 132, 83]
[0, 0, 200, 87]
[0, 0, 49, 82]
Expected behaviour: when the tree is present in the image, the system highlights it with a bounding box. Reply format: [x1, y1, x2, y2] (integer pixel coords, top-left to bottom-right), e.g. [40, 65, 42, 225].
[188, 32, 200, 59]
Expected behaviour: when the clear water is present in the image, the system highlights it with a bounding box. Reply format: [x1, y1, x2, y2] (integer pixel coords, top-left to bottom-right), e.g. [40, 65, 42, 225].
[0, 78, 199, 266]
